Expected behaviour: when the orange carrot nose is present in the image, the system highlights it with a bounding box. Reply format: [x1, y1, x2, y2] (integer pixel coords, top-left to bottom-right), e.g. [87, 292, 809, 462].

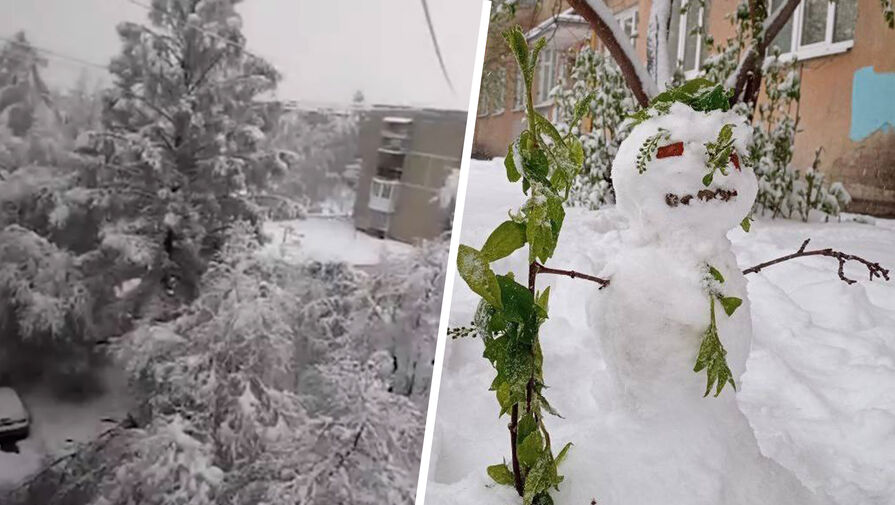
[656, 141, 684, 159]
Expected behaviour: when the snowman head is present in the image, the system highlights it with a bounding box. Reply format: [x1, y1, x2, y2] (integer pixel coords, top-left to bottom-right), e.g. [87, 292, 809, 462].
[611, 101, 757, 237]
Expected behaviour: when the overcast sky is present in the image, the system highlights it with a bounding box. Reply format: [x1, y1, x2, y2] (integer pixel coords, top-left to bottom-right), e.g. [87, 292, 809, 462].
[0, 0, 485, 110]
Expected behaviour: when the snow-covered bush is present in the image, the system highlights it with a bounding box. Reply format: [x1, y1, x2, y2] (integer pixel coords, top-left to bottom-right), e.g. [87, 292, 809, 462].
[8, 223, 429, 505]
[552, 47, 636, 208]
[366, 236, 448, 403]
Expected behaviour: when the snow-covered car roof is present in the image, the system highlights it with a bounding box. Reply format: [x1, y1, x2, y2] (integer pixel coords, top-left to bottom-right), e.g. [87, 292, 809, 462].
[0, 387, 27, 423]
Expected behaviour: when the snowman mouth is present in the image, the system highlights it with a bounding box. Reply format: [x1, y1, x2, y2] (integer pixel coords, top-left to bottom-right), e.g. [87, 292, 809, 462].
[665, 188, 738, 207]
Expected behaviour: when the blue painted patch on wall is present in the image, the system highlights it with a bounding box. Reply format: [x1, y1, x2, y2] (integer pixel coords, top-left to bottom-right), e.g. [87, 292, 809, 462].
[850, 66, 895, 141]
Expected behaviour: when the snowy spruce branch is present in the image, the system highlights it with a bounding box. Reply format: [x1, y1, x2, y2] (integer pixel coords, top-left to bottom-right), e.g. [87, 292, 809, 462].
[742, 239, 891, 284]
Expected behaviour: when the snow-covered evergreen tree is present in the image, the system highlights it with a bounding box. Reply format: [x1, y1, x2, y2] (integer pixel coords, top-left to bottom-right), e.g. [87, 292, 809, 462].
[78, 0, 288, 302]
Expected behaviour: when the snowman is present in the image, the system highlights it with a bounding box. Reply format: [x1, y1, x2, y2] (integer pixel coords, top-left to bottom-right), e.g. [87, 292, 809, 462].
[585, 98, 834, 504]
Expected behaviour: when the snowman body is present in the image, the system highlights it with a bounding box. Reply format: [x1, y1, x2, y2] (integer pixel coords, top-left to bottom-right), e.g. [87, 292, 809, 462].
[585, 103, 830, 504]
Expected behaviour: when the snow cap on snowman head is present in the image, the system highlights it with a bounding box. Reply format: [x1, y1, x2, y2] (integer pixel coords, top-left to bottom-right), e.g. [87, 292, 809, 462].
[611, 80, 758, 237]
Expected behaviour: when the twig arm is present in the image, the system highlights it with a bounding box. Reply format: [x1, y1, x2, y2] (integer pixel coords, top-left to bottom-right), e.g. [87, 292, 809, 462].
[533, 262, 611, 289]
[742, 239, 890, 284]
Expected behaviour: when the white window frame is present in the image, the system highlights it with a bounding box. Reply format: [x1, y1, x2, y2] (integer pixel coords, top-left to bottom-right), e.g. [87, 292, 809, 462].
[536, 47, 556, 106]
[514, 69, 525, 110]
[477, 84, 489, 117]
[492, 68, 507, 115]
[675, 0, 706, 79]
[768, 0, 855, 62]
[616, 6, 639, 47]
[369, 177, 399, 213]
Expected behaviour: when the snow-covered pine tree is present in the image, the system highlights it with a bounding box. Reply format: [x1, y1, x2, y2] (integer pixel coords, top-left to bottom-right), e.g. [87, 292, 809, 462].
[552, 46, 636, 208]
[81, 0, 289, 304]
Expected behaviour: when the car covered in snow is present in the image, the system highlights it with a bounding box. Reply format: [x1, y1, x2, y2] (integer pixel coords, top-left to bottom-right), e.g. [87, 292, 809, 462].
[0, 387, 29, 440]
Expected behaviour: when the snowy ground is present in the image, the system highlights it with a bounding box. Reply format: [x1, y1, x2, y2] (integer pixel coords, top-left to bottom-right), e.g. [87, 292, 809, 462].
[261, 216, 414, 266]
[426, 159, 895, 504]
[0, 367, 131, 492]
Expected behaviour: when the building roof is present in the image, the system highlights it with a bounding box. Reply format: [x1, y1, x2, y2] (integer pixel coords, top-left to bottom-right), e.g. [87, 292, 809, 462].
[525, 7, 589, 42]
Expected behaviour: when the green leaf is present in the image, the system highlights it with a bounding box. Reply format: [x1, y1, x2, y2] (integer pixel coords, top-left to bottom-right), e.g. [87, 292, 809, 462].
[536, 286, 550, 314]
[568, 135, 584, 168]
[555, 442, 573, 466]
[518, 413, 538, 441]
[457, 245, 502, 309]
[740, 216, 751, 232]
[702, 172, 714, 186]
[523, 453, 558, 505]
[518, 429, 544, 467]
[534, 112, 565, 147]
[635, 129, 670, 174]
[529, 37, 547, 79]
[496, 275, 537, 325]
[704, 124, 736, 184]
[503, 27, 531, 85]
[719, 296, 742, 316]
[650, 78, 731, 113]
[571, 92, 595, 128]
[693, 297, 736, 397]
[482, 220, 527, 262]
[708, 265, 725, 283]
[487, 463, 516, 486]
[505, 142, 522, 182]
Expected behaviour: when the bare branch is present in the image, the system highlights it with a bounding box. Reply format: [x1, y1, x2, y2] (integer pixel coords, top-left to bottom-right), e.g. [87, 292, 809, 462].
[567, 0, 657, 107]
[742, 238, 891, 284]
[533, 261, 610, 288]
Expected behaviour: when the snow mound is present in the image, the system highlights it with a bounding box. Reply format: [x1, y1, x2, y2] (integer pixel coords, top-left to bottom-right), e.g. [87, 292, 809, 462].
[426, 158, 895, 505]
[261, 216, 414, 266]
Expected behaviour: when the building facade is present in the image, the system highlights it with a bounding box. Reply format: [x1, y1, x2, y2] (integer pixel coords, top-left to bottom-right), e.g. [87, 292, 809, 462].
[352, 106, 465, 243]
[474, 0, 895, 216]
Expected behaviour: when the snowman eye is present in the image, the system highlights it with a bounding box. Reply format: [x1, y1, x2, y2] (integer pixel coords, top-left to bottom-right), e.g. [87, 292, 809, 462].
[730, 151, 741, 171]
[656, 141, 684, 159]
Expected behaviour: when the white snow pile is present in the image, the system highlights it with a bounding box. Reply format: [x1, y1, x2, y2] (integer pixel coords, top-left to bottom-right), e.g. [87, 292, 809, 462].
[425, 158, 895, 505]
[261, 216, 414, 266]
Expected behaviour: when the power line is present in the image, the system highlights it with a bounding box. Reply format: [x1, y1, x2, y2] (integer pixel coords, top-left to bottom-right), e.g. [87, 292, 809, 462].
[419, 0, 455, 94]
[0, 35, 110, 71]
[123, 0, 267, 62]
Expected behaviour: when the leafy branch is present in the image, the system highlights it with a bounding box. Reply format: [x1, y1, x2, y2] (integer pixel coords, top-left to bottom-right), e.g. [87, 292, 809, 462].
[694, 296, 736, 397]
[635, 128, 670, 174]
[742, 239, 891, 284]
[453, 26, 592, 504]
[702, 123, 736, 186]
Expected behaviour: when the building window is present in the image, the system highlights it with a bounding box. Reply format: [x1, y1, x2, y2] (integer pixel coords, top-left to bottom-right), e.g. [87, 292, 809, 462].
[768, 0, 856, 60]
[371, 179, 394, 200]
[477, 83, 489, 116]
[616, 6, 639, 47]
[492, 68, 506, 115]
[514, 69, 525, 110]
[669, 0, 708, 75]
[536, 47, 556, 104]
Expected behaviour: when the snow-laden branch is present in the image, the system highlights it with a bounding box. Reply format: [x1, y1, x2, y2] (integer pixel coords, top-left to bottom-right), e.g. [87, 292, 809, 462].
[568, 0, 658, 107]
[726, 0, 801, 103]
[742, 239, 891, 284]
[646, 0, 673, 91]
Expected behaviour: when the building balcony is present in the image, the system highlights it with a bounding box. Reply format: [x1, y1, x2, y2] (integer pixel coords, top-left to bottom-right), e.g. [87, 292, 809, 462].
[368, 177, 399, 213]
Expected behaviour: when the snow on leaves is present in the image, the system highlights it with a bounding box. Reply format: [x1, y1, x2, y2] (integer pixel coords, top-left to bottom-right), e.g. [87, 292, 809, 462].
[454, 27, 590, 504]
[696, 264, 743, 397]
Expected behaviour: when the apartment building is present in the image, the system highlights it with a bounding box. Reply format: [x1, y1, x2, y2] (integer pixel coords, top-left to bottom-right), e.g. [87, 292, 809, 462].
[352, 106, 465, 242]
[474, 0, 895, 215]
